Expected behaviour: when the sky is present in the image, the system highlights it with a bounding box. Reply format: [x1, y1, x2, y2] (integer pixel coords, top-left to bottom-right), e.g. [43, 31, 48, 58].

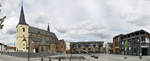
[0, 0, 150, 49]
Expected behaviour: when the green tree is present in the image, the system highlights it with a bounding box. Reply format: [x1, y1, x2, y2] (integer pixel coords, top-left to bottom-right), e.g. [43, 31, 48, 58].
[0, 16, 6, 29]
[56, 44, 59, 49]
[124, 40, 128, 51]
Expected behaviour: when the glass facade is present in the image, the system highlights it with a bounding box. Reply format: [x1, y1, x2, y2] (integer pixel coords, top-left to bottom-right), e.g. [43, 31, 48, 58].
[71, 42, 103, 54]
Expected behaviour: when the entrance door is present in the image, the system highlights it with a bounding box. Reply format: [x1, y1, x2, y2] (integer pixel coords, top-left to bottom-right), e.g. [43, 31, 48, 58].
[35, 48, 39, 53]
[142, 48, 148, 56]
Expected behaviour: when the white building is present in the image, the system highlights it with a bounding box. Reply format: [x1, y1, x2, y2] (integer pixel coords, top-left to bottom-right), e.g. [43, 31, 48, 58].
[6, 46, 16, 52]
[0, 43, 7, 51]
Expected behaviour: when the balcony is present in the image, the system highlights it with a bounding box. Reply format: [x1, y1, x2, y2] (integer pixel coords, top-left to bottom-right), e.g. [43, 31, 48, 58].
[141, 43, 149, 48]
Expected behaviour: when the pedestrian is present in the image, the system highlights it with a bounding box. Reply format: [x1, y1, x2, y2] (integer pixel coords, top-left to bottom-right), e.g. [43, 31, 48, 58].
[139, 53, 142, 59]
[124, 56, 127, 59]
[49, 57, 51, 61]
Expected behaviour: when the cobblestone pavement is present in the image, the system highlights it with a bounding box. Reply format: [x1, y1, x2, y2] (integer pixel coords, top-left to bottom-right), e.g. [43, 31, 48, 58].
[1, 54, 150, 61]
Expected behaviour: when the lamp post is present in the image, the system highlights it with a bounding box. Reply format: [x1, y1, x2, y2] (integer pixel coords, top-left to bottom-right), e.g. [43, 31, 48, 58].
[70, 46, 72, 61]
[139, 37, 142, 59]
[23, 36, 30, 61]
[28, 38, 30, 61]
[1, 45, 3, 55]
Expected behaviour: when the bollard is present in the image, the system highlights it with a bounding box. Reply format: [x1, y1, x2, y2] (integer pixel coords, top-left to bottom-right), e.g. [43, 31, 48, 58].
[124, 56, 127, 59]
[58, 57, 61, 61]
[41, 57, 44, 61]
[139, 56, 142, 59]
[49, 57, 51, 61]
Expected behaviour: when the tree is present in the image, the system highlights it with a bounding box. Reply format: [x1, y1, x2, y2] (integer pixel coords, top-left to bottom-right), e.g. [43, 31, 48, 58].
[0, 2, 6, 30]
[124, 40, 128, 51]
[56, 44, 59, 49]
[0, 16, 6, 29]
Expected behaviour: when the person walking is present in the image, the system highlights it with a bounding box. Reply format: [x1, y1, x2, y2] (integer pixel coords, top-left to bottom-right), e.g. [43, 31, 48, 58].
[139, 53, 142, 59]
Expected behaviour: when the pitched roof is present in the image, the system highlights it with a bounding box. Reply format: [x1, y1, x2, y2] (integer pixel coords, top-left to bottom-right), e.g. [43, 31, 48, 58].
[0, 43, 3, 45]
[29, 26, 57, 38]
[6, 46, 16, 49]
[47, 24, 50, 32]
[18, 6, 27, 25]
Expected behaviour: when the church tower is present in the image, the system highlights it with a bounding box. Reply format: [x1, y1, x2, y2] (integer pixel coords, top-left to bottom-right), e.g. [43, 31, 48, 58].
[16, 5, 29, 52]
[47, 24, 50, 32]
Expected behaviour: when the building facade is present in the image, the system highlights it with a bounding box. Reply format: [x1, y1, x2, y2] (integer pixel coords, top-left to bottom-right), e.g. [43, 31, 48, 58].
[55, 39, 66, 54]
[70, 41, 104, 54]
[113, 30, 150, 56]
[6, 46, 16, 52]
[105, 42, 113, 54]
[0, 43, 7, 52]
[16, 6, 66, 53]
[113, 34, 123, 54]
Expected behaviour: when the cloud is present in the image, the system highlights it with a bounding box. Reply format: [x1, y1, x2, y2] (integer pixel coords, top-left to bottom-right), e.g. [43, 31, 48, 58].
[7, 28, 16, 34]
[1, 0, 150, 49]
[128, 16, 150, 26]
[54, 20, 112, 42]
[55, 26, 68, 34]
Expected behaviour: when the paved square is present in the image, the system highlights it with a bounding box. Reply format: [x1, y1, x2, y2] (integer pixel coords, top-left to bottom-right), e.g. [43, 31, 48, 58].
[0, 54, 150, 61]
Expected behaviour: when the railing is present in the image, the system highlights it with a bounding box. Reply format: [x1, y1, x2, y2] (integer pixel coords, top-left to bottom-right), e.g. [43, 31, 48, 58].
[0, 51, 63, 58]
[141, 43, 149, 46]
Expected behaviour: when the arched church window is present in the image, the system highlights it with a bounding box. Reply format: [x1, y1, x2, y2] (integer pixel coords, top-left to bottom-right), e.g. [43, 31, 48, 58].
[23, 28, 25, 32]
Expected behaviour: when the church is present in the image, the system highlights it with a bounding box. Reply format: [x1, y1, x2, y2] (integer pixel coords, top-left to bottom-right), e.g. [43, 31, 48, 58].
[16, 6, 66, 53]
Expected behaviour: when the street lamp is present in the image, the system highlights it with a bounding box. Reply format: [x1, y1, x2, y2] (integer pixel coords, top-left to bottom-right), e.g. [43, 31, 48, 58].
[70, 45, 72, 61]
[139, 38, 142, 59]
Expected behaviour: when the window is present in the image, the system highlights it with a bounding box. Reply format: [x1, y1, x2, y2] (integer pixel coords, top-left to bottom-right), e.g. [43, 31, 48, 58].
[136, 32, 139, 35]
[41, 47, 44, 52]
[38, 31, 40, 34]
[23, 43, 25, 46]
[22, 28, 25, 32]
[96, 43, 99, 48]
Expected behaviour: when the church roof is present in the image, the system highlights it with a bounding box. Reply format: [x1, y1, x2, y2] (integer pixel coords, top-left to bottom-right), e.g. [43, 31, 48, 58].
[18, 6, 27, 25]
[29, 26, 57, 38]
[47, 24, 50, 32]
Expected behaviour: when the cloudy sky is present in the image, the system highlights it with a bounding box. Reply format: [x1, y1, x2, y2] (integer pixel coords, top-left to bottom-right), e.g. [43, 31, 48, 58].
[0, 0, 150, 49]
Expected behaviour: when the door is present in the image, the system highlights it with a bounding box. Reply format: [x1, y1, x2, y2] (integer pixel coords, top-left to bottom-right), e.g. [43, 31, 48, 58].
[142, 48, 148, 56]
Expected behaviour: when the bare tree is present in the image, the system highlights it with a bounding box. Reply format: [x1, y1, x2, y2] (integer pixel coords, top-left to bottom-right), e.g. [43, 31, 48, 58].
[0, 16, 6, 29]
[0, 2, 6, 30]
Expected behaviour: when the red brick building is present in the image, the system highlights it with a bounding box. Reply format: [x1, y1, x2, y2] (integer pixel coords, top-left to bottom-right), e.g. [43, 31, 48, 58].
[112, 34, 123, 54]
[56, 39, 66, 54]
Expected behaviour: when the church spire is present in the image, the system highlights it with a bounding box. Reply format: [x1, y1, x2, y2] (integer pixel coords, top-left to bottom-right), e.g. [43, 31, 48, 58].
[47, 24, 50, 32]
[18, 3, 27, 25]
